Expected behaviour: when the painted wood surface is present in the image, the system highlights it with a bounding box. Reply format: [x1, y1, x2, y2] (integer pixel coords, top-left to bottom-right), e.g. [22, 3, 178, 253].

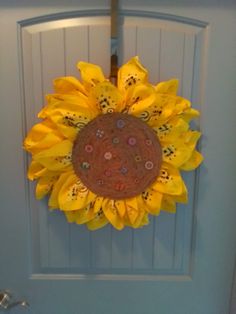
[0, 2, 236, 314]
[22, 16, 202, 276]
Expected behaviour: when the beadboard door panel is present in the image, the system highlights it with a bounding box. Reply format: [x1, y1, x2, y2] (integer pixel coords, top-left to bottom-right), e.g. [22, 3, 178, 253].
[22, 15, 202, 277]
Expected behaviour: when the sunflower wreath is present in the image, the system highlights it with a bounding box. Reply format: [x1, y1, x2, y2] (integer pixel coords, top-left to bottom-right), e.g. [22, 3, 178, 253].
[24, 56, 203, 231]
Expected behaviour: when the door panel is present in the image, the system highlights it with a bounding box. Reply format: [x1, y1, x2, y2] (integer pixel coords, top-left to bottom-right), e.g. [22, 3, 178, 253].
[1, 2, 236, 314]
[21, 15, 204, 276]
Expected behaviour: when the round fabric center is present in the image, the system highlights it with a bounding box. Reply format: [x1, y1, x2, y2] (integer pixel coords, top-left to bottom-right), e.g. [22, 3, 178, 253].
[72, 113, 162, 199]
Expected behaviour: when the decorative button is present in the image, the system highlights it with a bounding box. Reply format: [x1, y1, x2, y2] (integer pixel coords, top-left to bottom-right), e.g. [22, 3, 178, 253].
[104, 169, 112, 177]
[81, 161, 90, 170]
[112, 137, 120, 144]
[107, 108, 114, 113]
[116, 119, 125, 128]
[145, 161, 154, 170]
[120, 166, 128, 174]
[115, 182, 125, 191]
[85, 144, 93, 153]
[128, 137, 137, 146]
[145, 139, 152, 146]
[135, 155, 142, 162]
[96, 129, 104, 138]
[97, 179, 104, 185]
[104, 152, 112, 160]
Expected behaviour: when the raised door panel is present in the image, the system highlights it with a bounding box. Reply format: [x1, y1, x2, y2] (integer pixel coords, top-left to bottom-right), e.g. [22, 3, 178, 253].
[21, 13, 206, 277]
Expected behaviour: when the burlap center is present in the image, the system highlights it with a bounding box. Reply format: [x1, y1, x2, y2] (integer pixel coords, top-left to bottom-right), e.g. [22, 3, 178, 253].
[72, 113, 162, 199]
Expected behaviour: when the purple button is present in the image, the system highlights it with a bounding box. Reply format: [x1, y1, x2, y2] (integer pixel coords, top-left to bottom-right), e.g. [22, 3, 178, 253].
[128, 137, 137, 146]
[116, 119, 125, 128]
[120, 166, 128, 174]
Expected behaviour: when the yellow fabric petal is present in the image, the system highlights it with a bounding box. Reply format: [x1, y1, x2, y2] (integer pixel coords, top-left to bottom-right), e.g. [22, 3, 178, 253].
[89, 81, 125, 114]
[173, 180, 188, 203]
[58, 173, 96, 211]
[115, 200, 126, 218]
[141, 188, 162, 215]
[36, 174, 59, 200]
[38, 94, 98, 141]
[53, 76, 87, 96]
[93, 196, 104, 214]
[118, 56, 148, 92]
[128, 93, 158, 122]
[124, 83, 156, 110]
[180, 150, 203, 171]
[134, 212, 149, 228]
[155, 79, 179, 95]
[183, 130, 201, 145]
[48, 171, 73, 209]
[27, 160, 49, 180]
[77, 61, 105, 90]
[87, 209, 109, 231]
[148, 94, 191, 127]
[161, 131, 201, 167]
[125, 197, 139, 225]
[64, 204, 95, 224]
[33, 140, 73, 171]
[124, 210, 148, 229]
[103, 199, 124, 230]
[180, 108, 200, 122]
[161, 195, 176, 213]
[24, 119, 64, 154]
[154, 117, 189, 142]
[152, 162, 184, 196]
[161, 140, 192, 168]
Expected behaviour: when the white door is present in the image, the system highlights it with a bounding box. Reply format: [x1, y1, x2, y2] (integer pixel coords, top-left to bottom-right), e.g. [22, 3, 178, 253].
[0, 2, 236, 314]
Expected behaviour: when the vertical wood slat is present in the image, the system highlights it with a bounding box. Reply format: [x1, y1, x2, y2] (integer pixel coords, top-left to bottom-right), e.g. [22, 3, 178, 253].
[40, 29, 70, 268]
[153, 213, 176, 270]
[181, 172, 195, 272]
[121, 25, 137, 63]
[132, 218, 155, 270]
[159, 29, 185, 94]
[136, 27, 161, 84]
[88, 25, 110, 76]
[41, 29, 65, 94]
[111, 229, 133, 269]
[152, 29, 185, 270]
[64, 25, 91, 268]
[91, 226, 112, 269]
[23, 31, 49, 268]
[88, 24, 113, 269]
[65, 26, 89, 78]
[110, 25, 137, 270]
[182, 34, 195, 100]
[173, 36, 195, 270]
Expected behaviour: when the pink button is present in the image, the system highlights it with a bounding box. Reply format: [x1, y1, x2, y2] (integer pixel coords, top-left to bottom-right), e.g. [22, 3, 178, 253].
[104, 169, 112, 177]
[104, 152, 112, 160]
[145, 161, 154, 170]
[85, 144, 93, 153]
[128, 137, 137, 146]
